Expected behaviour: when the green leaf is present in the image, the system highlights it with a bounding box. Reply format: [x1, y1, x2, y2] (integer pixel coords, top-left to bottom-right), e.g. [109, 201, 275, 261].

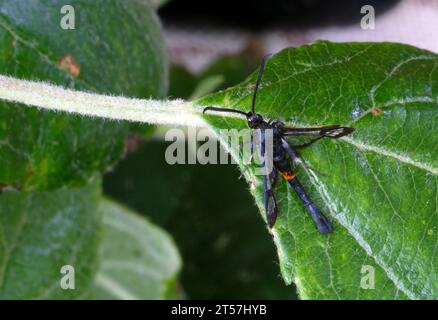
[197, 41, 438, 299]
[94, 198, 182, 300]
[0, 0, 167, 190]
[0, 182, 101, 299]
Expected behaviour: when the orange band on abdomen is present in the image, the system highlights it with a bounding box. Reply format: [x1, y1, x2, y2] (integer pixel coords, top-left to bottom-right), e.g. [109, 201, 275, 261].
[281, 171, 296, 181]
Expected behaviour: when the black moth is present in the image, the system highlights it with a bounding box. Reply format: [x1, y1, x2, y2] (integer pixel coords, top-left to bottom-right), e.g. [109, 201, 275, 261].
[204, 55, 354, 233]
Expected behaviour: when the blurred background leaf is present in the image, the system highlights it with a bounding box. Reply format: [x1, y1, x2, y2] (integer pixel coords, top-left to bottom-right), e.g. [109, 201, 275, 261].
[94, 198, 182, 299]
[169, 52, 260, 99]
[0, 182, 101, 299]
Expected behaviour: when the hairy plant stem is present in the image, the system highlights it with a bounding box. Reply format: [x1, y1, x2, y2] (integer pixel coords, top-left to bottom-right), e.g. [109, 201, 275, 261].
[0, 75, 208, 127]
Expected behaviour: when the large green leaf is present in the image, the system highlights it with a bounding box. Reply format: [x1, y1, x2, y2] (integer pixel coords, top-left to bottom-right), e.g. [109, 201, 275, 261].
[94, 198, 181, 300]
[0, 0, 167, 190]
[0, 182, 101, 299]
[198, 41, 438, 299]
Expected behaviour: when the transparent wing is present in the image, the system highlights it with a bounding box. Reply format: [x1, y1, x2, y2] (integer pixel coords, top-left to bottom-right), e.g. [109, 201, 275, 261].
[282, 125, 354, 148]
[258, 128, 278, 228]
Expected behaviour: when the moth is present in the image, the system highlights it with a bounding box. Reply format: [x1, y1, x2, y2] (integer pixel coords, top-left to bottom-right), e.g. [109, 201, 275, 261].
[204, 56, 354, 233]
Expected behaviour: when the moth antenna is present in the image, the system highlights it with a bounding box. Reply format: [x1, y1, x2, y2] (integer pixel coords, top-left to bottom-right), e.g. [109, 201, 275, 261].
[252, 54, 272, 114]
[203, 106, 248, 117]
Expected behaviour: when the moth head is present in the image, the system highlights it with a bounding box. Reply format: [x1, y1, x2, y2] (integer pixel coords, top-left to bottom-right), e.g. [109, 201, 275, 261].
[246, 112, 264, 128]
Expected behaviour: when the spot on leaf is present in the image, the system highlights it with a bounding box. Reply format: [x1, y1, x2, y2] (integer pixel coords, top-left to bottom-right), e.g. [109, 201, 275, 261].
[371, 107, 382, 116]
[58, 54, 81, 77]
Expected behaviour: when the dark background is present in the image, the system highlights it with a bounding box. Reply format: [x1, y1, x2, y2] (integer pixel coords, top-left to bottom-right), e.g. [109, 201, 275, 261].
[159, 0, 400, 29]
